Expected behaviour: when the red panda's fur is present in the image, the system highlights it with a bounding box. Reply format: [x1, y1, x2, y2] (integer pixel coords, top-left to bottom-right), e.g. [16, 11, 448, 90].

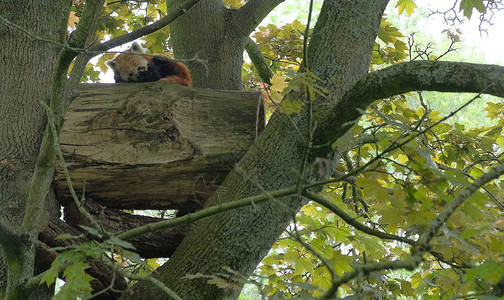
[106, 42, 192, 87]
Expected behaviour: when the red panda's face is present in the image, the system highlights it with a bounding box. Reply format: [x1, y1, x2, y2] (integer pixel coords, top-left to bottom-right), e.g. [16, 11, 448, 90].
[107, 54, 149, 82]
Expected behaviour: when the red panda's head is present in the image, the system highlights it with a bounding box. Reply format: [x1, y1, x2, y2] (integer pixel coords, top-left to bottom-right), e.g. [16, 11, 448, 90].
[106, 42, 149, 82]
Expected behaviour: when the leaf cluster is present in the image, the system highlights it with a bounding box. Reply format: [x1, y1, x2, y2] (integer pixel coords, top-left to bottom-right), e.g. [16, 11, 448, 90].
[257, 90, 504, 298]
[39, 227, 155, 299]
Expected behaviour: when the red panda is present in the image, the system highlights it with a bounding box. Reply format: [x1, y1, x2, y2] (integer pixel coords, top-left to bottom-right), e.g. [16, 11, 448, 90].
[106, 42, 192, 87]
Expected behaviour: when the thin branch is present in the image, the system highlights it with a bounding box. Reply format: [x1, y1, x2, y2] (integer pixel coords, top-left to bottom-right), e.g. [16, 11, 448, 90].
[325, 258, 418, 299]
[88, 0, 201, 54]
[244, 37, 273, 85]
[412, 161, 504, 255]
[300, 0, 314, 71]
[288, 224, 337, 280]
[40, 102, 103, 233]
[303, 191, 414, 244]
[68, 0, 105, 49]
[116, 186, 297, 241]
[87, 271, 117, 299]
[113, 266, 183, 300]
[233, 165, 294, 213]
[114, 166, 374, 241]
[310, 91, 484, 189]
[321, 161, 504, 296]
[0, 15, 81, 52]
[295, 0, 316, 194]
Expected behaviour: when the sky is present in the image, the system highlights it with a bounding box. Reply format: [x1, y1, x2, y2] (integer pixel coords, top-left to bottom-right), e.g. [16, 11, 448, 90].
[260, 0, 504, 65]
[391, 1, 504, 65]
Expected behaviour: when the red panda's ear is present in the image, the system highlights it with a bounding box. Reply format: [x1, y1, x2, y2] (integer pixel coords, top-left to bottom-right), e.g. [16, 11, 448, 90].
[105, 59, 117, 69]
[130, 42, 146, 54]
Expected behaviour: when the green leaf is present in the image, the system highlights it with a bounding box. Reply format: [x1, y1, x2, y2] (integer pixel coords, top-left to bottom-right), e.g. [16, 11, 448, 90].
[378, 18, 404, 44]
[466, 262, 504, 284]
[460, 224, 491, 239]
[459, 0, 486, 19]
[108, 236, 136, 250]
[40, 266, 59, 287]
[279, 99, 304, 115]
[54, 262, 94, 300]
[78, 225, 102, 237]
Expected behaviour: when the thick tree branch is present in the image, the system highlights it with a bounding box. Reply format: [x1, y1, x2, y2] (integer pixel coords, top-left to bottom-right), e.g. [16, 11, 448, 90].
[232, 0, 284, 36]
[316, 61, 504, 148]
[347, 61, 504, 101]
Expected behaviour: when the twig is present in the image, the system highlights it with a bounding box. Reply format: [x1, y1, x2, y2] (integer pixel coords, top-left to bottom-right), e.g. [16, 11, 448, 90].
[116, 186, 297, 241]
[114, 265, 183, 300]
[0, 15, 82, 52]
[303, 191, 414, 244]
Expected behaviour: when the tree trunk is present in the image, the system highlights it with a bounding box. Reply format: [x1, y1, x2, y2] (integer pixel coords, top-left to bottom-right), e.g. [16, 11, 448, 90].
[166, 0, 283, 89]
[123, 0, 390, 299]
[0, 1, 70, 298]
[0, 0, 65, 226]
[55, 83, 264, 211]
[166, 0, 241, 89]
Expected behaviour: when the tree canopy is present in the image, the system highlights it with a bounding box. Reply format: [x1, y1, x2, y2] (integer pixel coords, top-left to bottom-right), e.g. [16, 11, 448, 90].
[1, 0, 504, 299]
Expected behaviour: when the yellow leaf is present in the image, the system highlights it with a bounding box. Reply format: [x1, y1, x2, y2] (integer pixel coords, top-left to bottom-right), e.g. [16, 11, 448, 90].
[396, 0, 417, 15]
[270, 74, 288, 94]
[397, 153, 409, 164]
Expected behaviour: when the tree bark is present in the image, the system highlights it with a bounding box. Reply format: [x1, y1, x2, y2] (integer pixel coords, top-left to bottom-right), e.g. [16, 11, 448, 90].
[123, 0, 390, 299]
[0, 1, 70, 298]
[55, 83, 264, 211]
[0, 0, 66, 227]
[166, 0, 283, 89]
